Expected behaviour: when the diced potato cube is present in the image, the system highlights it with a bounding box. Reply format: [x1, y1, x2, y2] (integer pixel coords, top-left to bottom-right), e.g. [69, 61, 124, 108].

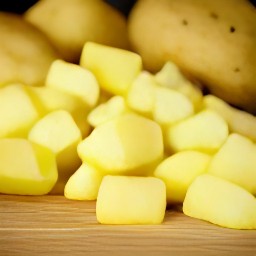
[80, 42, 142, 96]
[126, 71, 157, 116]
[155, 61, 185, 88]
[26, 86, 90, 137]
[204, 94, 256, 142]
[0, 138, 57, 195]
[0, 84, 39, 138]
[127, 71, 194, 126]
[183, 174, 256, 229]
[208, 133, 256, 195]
[154, 150, 211, 204]
[155, 61, 203, 111]
[28, 110, 82, 194]
[46, 59, 100, 108]
[64, 163, 104, 200]
[166, 110, 229, 153]
[96, 175, 166, 224]
[153, 86, 194, 126]
[87, 95, 128, 127]
[78, 112, 163, 176]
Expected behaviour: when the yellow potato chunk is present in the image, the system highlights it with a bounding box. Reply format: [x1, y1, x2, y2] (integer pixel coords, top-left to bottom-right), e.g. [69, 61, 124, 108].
[126, 71, 157, 116]
[28, 110, 82, 194]
[155, 61, 203, 111]
[153, 86, 194, 126]
[46, 59, 100, 108]
[0, 84, 39, 138]
[183, 174, 256, 229]
[127, 71, 194, 125]
[154, 150, 211, 204]
[208, 133, 256, 195]
[204, 94, 256, 142]
[96, 175, 166, 224]
[0, 138, 57, 195]
[64, 163, 104, 201]
[167, 110, 229, 153]
[78, 112, 163, 176]
[26, 86, 90, 137]
[87, 95, 128, 127]
[80, 42, 142, 96]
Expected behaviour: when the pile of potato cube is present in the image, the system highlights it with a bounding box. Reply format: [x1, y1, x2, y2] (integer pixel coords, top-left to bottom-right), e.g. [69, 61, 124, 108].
[0, 42, 256, 229]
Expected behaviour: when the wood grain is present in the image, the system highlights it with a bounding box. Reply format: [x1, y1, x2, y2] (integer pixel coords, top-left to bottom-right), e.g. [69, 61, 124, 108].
[0, 195, 256, 256]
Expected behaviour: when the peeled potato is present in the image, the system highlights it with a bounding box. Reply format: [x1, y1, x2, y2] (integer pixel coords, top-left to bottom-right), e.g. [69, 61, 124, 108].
[24, 0, 130, 63]
[128, 0, 256, 113]
[0, 12, 59, 87]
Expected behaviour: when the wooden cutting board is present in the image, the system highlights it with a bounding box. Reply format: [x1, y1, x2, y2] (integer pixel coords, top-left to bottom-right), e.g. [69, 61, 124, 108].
[0, 195, 256, 256]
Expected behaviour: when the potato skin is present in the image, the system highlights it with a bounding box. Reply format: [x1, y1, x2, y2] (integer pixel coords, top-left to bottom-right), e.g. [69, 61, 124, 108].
[24, 0, 130, 63]
[0, 12, 59, 87]
[128, 0, 256, 113]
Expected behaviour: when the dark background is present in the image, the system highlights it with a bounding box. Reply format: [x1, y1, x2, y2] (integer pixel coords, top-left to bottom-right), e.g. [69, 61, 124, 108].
[0, 0, 255, 15]
[0, 0, 255, 16]
[0, 0, 255, 17]
[0, 0, 137, 15]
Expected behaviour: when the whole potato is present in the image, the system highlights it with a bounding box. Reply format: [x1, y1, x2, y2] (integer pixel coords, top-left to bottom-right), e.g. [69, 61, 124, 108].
[24, 0, 130, 63]
[128, 0, 256, 113]
[0, 12, 59, 87]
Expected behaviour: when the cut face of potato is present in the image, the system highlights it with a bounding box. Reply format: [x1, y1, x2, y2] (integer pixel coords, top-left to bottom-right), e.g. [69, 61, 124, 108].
[127, 70, 194, 126]
[96, 175, 166, 224]
[166, 109, 229, 153]
[25, 86, 91, 137]
[126, 71, 157, 116]
[154, 150, 211, 204]
[153, 86, 194, 126]
[0, 138, 58, 195]
[0, 84, 39, 138]
[204, 94, 256, 142]
[78, 112, 163, 176]
[183, 174, 256, 230]
[155, 61, 203, 111]
[207, 133, 256, 195]
[87, 95, 128, 127]
[64, 163, 104, 201]
[80, 42, 142, 96]
[46, 59, 100, 108]
[28, 110, 82, 194]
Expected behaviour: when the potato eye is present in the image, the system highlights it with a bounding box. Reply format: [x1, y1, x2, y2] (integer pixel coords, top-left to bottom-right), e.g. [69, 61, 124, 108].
[210, 12, 218, 19]
[182, 19, 188, 25]
[230, 26, 236, 33]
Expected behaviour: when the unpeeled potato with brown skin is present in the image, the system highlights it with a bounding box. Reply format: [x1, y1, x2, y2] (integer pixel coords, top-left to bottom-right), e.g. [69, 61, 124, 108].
[24, 0, 130, 63]
[128, 0, 256, 114]
[0, 12, 59, 87]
